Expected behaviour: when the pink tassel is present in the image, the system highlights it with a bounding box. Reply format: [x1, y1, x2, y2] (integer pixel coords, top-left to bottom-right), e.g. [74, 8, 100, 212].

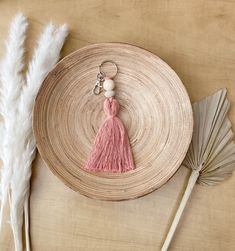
[85, 97, 135, 172]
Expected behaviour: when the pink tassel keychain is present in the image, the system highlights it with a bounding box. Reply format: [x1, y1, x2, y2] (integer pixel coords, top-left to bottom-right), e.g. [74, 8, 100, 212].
[85, 60, 135, 173]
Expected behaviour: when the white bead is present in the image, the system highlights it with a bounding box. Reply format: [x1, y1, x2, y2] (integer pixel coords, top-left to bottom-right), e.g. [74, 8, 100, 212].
[103, 79, 115, 91]
[104, 90, 115, 97]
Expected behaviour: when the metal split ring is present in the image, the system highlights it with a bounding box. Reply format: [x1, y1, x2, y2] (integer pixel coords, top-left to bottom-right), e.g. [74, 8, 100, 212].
[99, 60, 118, 80]
[93, 60, 118, 95]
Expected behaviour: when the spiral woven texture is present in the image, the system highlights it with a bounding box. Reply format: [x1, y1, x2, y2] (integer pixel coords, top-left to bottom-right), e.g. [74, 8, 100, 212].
[33, 43, 193, 200]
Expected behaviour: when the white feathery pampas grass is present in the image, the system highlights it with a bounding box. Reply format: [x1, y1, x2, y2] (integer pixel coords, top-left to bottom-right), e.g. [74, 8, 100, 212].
[0, 13, 68, 251]
[0, 14, 28, 231]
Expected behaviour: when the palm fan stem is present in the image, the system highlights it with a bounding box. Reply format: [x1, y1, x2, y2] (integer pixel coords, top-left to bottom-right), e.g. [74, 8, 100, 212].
[161, 166, 202, 251]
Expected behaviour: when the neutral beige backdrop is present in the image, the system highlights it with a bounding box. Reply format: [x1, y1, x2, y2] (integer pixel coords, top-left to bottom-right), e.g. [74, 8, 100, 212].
[0, 1, 235, 250]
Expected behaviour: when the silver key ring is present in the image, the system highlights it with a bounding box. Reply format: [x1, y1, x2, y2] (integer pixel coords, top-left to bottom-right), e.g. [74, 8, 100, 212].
[93, 60, 118, 95]
[99, 60, 118, 79]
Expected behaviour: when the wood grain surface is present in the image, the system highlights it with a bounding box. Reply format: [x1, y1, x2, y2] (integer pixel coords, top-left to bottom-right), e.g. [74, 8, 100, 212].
[33, 42, 193, 201]
[0, 0, 235, 250]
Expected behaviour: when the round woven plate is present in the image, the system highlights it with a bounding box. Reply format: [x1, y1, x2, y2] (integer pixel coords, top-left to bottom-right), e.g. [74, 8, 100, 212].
[33, 43, 193, 201]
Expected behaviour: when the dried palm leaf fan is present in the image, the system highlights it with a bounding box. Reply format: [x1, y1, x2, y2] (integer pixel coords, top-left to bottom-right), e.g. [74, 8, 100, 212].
[162, 89, 235, 251]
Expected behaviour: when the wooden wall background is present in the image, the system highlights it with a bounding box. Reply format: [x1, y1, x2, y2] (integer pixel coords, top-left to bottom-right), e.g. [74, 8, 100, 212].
[0, 0, 235, 250]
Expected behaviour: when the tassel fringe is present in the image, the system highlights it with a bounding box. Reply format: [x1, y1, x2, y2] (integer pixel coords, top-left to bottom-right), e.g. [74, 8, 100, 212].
[85, 97, 134, 172]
